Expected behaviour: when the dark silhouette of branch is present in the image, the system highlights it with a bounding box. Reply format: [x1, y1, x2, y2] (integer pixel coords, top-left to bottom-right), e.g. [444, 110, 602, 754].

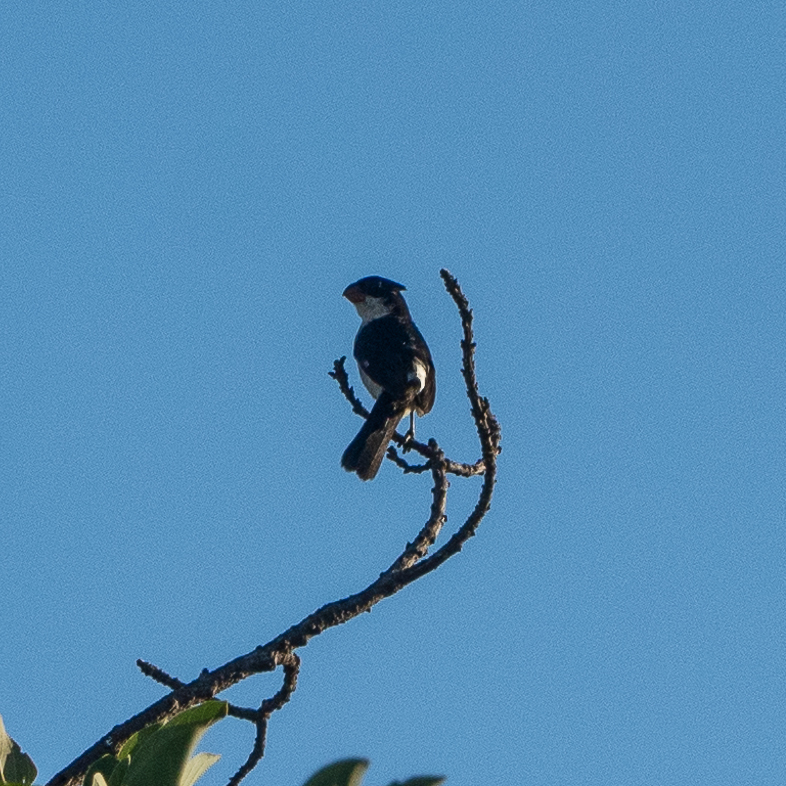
[46, 269, 499, 786]
[226, 653, 300, 786]
[135, 659, 293, 734]
[136, 660, 184, 690]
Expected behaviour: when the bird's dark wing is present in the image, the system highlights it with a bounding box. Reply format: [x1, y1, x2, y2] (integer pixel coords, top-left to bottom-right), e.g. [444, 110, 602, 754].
[411, 319, 436, 415]
[354, 314, 432, 401]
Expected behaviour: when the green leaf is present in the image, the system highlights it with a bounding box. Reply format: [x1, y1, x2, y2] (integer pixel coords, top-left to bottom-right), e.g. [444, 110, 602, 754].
[179, 752, 220, 786]
[0, 720, 10, 768]
[117, 722, 162, 762]
[82, 751, 129, 786]
[164, 700, 229, 730]
[302, 759, 370, 786]
[121, 701, 227, 786]
[0, 716, 37, 786]
[106, 757, 130, 786]
[83, 754, 119, 786]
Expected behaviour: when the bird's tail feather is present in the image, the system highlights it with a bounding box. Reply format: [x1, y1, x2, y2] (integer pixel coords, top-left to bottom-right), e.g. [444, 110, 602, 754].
[341, 393, 403, 481]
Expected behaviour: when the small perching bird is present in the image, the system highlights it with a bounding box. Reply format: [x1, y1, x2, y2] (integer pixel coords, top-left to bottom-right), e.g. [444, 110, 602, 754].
[341, 276, 436, 481]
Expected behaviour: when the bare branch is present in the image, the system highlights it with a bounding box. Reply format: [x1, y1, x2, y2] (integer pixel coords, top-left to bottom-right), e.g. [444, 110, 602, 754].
[387, 440, 449, 572]
[385, 446, 430, 473]
[137, 660, 185, 690]
[46, 271, 498, 786]
[226, 653, 300, 786]
[328, 357, 368, 419]
[137, 659, 290, 730]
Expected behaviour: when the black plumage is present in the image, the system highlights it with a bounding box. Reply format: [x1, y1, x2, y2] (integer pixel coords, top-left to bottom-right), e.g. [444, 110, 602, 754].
[341, 276, 436, 480]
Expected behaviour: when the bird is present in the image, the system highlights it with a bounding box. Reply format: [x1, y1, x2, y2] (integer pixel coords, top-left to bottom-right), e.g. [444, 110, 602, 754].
[341, 276, 436, 481]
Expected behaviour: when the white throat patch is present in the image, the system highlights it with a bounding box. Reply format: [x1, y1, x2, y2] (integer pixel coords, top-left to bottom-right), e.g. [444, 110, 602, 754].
[354, 295, 393, 324]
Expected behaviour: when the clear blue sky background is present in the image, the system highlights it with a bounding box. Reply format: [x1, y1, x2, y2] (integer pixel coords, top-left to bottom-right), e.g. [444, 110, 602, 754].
[1, 2, 783, 785]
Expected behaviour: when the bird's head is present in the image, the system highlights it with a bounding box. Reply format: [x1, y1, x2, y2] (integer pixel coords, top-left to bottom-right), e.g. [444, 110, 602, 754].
[343, 276, 408, 323]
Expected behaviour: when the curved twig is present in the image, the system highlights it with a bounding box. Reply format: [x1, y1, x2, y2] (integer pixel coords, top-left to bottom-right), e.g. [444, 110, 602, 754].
[46, 270, 499, 786]
[226, 653, 300, 786]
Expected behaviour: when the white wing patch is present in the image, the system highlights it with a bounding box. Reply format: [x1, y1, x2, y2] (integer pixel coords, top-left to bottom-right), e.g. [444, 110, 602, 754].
[407, 358, 428, 393]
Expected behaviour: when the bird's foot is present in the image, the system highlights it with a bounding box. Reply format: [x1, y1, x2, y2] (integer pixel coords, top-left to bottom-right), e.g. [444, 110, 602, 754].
[402, 413, 416, 452]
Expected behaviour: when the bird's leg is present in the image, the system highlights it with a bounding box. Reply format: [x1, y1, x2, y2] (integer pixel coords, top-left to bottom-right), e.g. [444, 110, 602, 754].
[402, 411, 416, 452]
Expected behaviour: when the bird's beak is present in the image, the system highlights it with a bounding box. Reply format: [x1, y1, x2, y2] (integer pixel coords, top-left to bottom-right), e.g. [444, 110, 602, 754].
[343, 284, 365, 303]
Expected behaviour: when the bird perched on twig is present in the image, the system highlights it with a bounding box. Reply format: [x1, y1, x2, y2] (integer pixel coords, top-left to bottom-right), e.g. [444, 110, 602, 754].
[341, 276, 436, 481]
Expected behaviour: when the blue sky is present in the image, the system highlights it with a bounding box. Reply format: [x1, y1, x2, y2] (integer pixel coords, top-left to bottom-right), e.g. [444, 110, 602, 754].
[1, 2, 784, 785]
